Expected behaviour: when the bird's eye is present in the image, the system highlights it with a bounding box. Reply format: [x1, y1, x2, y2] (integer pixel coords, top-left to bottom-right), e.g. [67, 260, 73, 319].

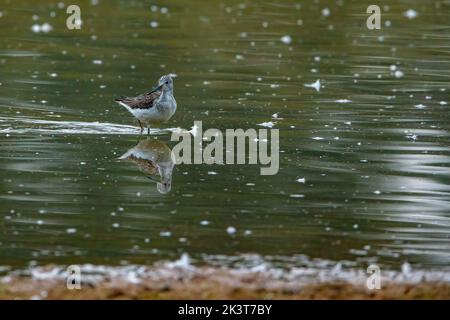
[165, 81, 169, 84]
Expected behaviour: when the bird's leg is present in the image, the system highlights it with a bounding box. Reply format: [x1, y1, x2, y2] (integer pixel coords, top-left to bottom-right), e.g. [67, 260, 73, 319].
[138, 120, 143, 135]
[147, 127, 150, 136]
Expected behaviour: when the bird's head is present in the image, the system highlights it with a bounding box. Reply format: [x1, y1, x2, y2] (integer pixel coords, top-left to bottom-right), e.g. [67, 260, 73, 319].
[158, 73, 177, 92]
[146, 174, 172, 194]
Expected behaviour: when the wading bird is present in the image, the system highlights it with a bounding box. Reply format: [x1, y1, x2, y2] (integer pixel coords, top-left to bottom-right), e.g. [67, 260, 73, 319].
[118, 139, 175, 194]
[115, 74, 177, 135]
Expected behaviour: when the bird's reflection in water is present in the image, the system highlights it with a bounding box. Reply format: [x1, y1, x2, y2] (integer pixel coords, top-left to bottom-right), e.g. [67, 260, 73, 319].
[119, 139, 175, 194]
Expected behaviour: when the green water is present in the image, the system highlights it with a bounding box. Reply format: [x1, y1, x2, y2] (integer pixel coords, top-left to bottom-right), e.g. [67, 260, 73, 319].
[0, 0, 449, 270]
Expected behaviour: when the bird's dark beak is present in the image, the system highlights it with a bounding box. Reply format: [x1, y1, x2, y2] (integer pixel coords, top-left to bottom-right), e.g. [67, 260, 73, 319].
[147, 176, 161, 183]
[149, 84, 163, 94]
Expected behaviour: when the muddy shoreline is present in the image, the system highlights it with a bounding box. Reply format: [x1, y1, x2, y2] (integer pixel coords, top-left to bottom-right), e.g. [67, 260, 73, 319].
[1, 262, 449, 299]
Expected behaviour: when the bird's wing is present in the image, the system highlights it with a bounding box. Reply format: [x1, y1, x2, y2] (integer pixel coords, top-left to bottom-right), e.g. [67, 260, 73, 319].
[115, 90, 162, 109]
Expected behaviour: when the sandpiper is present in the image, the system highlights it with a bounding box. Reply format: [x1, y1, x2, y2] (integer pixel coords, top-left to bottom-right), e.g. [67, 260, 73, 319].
[115, 74, 177, 135]
[118, 139, 175, 194]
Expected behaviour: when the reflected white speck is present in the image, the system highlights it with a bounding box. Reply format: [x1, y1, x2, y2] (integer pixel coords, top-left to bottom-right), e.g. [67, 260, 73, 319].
[322, 8, 330, 17]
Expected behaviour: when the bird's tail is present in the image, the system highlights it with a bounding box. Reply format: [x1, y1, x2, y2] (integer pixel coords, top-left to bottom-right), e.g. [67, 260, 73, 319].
[114, 97, 133, 113]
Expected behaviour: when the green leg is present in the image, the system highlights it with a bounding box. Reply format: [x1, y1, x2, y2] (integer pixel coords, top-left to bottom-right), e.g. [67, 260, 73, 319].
[138, 120, 143, 135]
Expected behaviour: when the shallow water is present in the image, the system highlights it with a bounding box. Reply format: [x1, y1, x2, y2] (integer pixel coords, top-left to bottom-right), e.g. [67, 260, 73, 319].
[0, 1, 449, 272]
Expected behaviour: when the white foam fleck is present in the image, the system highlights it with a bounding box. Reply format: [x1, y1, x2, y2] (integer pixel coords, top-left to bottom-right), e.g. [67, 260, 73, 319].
[166, 253, 193, 269]
[257, 121, 276, 128]
[280, 35, 292, 44]
[404, 9, 418, 19]
[41, 23, 52, 33]
[31, 24, 41, 33]
[304, 79, 321, 92]
[402, 262, 412, 275]
[125, 271, 140, 284]
[394, 70, 404, 78]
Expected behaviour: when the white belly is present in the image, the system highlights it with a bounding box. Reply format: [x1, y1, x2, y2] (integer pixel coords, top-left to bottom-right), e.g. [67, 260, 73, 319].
[118, 96, 176, 126]
[134, 108, 168, 124]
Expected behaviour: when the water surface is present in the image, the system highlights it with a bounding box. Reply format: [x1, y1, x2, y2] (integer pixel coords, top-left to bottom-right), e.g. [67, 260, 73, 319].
[0, 0, 449, 271]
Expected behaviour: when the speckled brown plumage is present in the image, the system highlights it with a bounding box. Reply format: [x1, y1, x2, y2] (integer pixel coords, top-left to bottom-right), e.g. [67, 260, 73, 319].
[115, 89, 162, 109]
